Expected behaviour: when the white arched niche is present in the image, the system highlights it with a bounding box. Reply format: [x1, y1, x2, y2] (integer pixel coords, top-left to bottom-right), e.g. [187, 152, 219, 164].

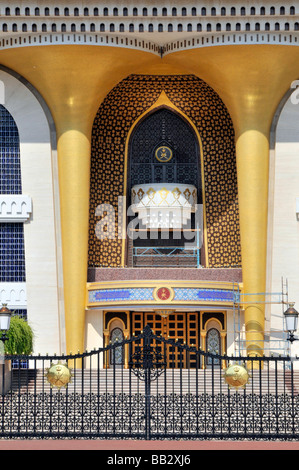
[0, 66, 65, 355]
[267, 85, 299, 357]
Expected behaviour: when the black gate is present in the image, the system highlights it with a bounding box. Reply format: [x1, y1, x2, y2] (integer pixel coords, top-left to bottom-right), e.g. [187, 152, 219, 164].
[1, 325, 299, 440]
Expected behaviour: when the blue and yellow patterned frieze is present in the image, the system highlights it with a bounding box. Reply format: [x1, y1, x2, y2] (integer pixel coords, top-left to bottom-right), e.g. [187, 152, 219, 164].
[87, 282, 239, 308]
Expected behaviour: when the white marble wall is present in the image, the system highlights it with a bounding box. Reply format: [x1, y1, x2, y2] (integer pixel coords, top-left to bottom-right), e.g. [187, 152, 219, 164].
[0, 69, 65, 356]
[268, 87, 299, 358]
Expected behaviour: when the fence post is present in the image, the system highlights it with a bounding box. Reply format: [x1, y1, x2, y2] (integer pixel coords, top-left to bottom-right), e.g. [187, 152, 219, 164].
[143, 327, 152, 440]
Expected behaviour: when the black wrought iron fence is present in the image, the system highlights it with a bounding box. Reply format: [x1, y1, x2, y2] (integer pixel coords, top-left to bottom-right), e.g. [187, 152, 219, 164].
[0, 325, 298, 440]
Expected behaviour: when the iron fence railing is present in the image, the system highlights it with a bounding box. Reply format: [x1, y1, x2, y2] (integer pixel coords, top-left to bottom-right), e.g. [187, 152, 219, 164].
[0, 325, 299, 440]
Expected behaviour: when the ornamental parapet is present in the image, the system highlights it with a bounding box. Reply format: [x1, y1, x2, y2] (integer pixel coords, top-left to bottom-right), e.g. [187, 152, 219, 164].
[0, 283, 27, 309]
[0, 195, 32, 223]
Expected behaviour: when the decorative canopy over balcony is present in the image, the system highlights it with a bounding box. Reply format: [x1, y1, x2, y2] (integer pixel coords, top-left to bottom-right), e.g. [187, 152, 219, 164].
[131, 183, 197, 229]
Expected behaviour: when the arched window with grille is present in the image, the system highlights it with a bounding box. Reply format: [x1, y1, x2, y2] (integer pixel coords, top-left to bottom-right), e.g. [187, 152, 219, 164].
[110, 328, 124, 366]
[128, 108, 202, 268]
[206, 328, 221, 366]
[0, 105, 26, 284]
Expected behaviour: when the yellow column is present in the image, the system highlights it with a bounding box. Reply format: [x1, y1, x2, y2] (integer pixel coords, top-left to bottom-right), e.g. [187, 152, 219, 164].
[236, 130, 269, 359]
[57, 125, 91, 355]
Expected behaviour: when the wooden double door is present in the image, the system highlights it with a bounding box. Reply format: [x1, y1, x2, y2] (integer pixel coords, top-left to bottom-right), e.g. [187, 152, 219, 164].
[131, 311, 199, 368]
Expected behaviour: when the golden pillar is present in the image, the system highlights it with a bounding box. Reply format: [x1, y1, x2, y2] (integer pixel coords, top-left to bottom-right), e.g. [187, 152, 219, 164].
[57, 125, 91, 355]
[235, 130, 269, 358]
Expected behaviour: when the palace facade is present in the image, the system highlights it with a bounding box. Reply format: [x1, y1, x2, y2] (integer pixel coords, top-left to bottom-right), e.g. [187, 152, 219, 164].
[0, 0, 299, 365]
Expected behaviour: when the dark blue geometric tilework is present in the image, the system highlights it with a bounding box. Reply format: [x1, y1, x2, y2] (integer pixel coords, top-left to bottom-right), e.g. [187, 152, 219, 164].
[0, 104, 21, 195]
[0, 223, 26, 282]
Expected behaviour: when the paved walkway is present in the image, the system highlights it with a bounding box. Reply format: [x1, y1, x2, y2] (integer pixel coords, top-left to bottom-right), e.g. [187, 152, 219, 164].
[0, 439, 298, 450]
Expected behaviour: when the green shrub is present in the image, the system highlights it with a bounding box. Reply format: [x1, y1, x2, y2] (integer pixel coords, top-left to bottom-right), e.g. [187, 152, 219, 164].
[4, 316, 34, 355]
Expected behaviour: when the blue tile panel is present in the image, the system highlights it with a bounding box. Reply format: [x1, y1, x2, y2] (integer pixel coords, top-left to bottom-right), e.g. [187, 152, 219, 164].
[0, 223, 26, 282]
[0, 105, 21, 195]
[88, 287, 235, 304]
[174, 288, 235, 302]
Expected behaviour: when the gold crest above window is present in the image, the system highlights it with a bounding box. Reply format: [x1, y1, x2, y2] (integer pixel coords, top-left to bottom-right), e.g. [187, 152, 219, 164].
[155, 146, 173, 162]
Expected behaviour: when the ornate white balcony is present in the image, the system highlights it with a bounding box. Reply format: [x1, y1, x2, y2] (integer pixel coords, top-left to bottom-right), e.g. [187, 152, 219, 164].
[131, 183, 197, 229]
[0, 283, 27, 309]
[0, 195, 32, 223]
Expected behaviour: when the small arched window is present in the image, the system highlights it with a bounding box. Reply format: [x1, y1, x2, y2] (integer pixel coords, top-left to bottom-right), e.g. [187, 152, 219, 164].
[206, 328, 221, 366]
[109, 328, 124, 366]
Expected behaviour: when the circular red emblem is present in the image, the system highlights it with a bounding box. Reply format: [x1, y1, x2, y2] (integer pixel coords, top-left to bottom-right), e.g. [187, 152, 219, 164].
[156, 287, 171, 301]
